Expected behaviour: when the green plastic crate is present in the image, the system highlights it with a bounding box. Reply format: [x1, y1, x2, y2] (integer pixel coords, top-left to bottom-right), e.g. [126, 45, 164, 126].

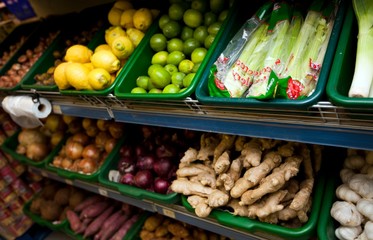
[0, 130, 66, 168]
[195, 0, 346, 110]
[113, 1, 239, 100]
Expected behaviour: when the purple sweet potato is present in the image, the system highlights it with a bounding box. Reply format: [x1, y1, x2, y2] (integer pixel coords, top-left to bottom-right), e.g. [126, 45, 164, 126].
[80, 201, 109, 219]
[66, 209, 81, 232]
[74, 195, 103, 212]
[94, 210, 126, 240]
[100, 212, 131, 240]
[110, 214, 140, 240]
[76, 217, 92, 234]
[83, 205, 114, 238]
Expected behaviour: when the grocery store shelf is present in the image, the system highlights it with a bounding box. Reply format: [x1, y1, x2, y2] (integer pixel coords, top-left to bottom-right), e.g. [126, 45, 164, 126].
[27, 166, 267, 240]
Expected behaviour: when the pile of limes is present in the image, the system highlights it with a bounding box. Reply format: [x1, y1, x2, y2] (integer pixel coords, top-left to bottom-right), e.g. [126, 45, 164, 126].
[131, 0, 229, 94]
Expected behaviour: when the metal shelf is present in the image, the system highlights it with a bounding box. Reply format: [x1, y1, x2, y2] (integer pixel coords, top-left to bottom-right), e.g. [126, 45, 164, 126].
[28, 166, 266, 240]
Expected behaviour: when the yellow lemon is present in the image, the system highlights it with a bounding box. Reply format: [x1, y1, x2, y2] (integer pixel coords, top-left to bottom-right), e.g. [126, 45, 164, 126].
[65, 63, 92, 90]
[113, 0, 133, 11]
[53, 62, 71, 90]
[88, 68, 112, 90]
[91, 50, 121, 73]
[108, 7, 123, 26]
[84, 62, 94, 71]
[126, 28, 145, 47]
[120, 9, 136, 29]
[133, 8, 153, 32]
[105, 26, 127, 46]
[111, 35, 134, 60]
[94, 44, 112, 53]
[110, 74, 117, 84]
[64, 45, 93, 63]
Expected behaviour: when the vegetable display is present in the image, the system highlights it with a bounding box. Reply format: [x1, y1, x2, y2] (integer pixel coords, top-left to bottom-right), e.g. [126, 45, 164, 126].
[330, 149, 373, 240]
[171, 133, 323, 227]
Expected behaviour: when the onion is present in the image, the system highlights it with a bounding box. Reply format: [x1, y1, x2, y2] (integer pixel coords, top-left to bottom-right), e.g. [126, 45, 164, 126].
[82, 144, 101, 161]
[117, 156, 135, 174]
[119, 145, 134, 158]
[136, 155, 155, 170]
[155, 144, 177, 158]
[135, 145, 147, 157]
[85, 126, 99, 137]
[68, 120, 83, 134]
[26, 143, 49, 161]
[141, 125, 154, 139]
[154, 178, 170, 194]
[153, 157, 173, 178]
[95, 131, 111, 148]
[120, 173, 135, 186]
[65, 140, 84, 160]
[108, 122, 124, 139]
[143, 139, 155, 152]
[72, 132, 90, 145]
[78, 158, 97, 174]
[134, 170, 153, 189]
[104, 138, 117, 153]
[61, 157, 73, 169]
[18, 129, 47, 146]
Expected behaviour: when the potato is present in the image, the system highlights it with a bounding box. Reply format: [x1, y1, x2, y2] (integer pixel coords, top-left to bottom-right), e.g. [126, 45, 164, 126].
[30, 197, 44, 214]
[69, 191, 85, 209]
[54, 187, 71, 206]
[40, 200, 63, 221]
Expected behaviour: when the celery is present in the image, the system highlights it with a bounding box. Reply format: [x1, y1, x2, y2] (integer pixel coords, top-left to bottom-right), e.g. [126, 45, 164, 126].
[348, 0, 373, 98]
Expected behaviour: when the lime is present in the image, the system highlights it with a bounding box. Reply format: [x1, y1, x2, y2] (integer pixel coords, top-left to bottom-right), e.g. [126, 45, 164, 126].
[131, 87, 147, 93]
[204, 11, 217, 26]
[218, 9, 229, 22]
[148, 78, 156, 90]
[150, 33, 167, 52]
[136, 75, 150, 89]
[192, 62, 201, 73]
[151, 51, 169, 66]
[204, 34, 215, 49]
[183, 72, 196, 87]
[149, 88, 162, 93]
[208, 21, 222, 35]
[180, 26, 194, 41]
[210, 0, 226, 13]
[183, 38, 201, 56]
[148, 64, 163, 76]
[149, 67, 171, 88]
[183, 9, 203, 28]
[178, 59, 194, 74]
[167, 50, 185, 65]
[171, 72, 186, 88]
[162, 84, 180, 93]
[159, 14, 171, 29]
[162, 20, 182, 38]
[179, 87, 187, 92]
[164, 64, 179, 75]
[191, 0, 207, 12]
[191, 47, 207, 64]
[167, 38, 184, 52]
[193, 26, 209, 44]
[169, 3, 186, 21]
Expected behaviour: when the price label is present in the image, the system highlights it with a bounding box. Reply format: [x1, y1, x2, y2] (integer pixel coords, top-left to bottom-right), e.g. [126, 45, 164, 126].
[162, 209, 175, 219]
[40, 171, 48, 177]
[65, 179, 73, 185]
[98, 188, 108, 197]
[52, 105, 62, 114]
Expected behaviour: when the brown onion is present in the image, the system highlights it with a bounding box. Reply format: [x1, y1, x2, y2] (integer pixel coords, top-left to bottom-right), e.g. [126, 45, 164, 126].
[26, 143, 49, 161]
[108, 122, 124, 139]
[65, 141, 84, 160]
[95, 131, 111, 148]
[61, 157, 73, 169]
[82, 144, 101, 161]
[72, 132, 90, 146]
[78, 158, 97, 174]
[85, 126, 99, 137]
[104, 138, 117, 153]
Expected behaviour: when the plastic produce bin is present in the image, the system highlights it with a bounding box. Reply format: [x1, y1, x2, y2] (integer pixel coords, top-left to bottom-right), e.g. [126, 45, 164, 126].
[3, 0, 36, 20]
[195, 0, 346, 110]
[113, 1, 239, 100]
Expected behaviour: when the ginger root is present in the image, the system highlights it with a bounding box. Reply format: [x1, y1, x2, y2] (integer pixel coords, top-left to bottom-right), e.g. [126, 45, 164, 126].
[289, 178, 314, 211]
[217, 157, 243, 191]
[213, 134, 236, 163]
[180, 148, 198, 164]
[207, 189, 230, 208]
[197, 134, 220, 161]
[214, 151, 230, 174]
[235, 136, 247, 151]
[247, 190, 288, 219]
[187, 195, 211, 218]
[226, 199, 248, 217]
[241, 139, 262, 168]
[170, 179, 212, 197]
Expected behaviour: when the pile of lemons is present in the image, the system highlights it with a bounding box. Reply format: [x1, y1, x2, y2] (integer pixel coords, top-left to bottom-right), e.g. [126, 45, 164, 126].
[54, 0, 159, 91]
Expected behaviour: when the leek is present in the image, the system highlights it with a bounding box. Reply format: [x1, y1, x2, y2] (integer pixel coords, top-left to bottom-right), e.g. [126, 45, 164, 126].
[348, 0, 373, 98]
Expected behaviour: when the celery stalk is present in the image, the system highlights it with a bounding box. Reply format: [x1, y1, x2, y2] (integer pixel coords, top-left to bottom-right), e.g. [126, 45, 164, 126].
[348, 0, 373, 98]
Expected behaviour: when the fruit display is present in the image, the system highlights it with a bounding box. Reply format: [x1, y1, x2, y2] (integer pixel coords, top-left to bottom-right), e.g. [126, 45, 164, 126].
[129, 0, 231, 94]
[50, 117, 125, 175]
[139, 213, 230, 240]
[171, 133, 323, 228]
[54, 0, 159, 92]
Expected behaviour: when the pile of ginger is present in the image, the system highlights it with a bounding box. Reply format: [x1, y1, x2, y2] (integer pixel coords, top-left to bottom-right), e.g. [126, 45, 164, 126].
[170, 133, 323, 227]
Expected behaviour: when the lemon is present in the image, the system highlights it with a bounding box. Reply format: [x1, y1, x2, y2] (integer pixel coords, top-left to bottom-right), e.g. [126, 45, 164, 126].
[54, 62, 71, 90]
[113, 0, 133, 11]
[94, 44, 112, 53]
[64, 45, 93, 63]
[111, 35, 134, 59]
[65, 63, 92, 90]
[105, 26, 127, 46]
[91, 50, 121, 73]
[84, 62, 95, 71]
[133, 8, 153, 32]
[108, 7, 123, 26]
[120, 9, 136, 29]
[110, 74, 117, 84]
[88, 68, 112, 90]
[126, 28, 145, 47]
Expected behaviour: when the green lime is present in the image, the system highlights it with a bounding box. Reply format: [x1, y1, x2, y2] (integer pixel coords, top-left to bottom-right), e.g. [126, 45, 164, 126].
[192, 62, 201, 73]
[167, 50, 185, 65]
[179, 87, 187, 92]
[168, 3, 186, 21]
[183, 38, 201, 56]
[131, 87, 147, 93]
[178, 59, 194, 74]
[191, 47, 207, 64]
[218, 9, 229, 22]
[164, 64, 179, 75]
[149, 67, 171, 88]
[210, 0, 226, 13]
[208, 21, 222, 35]
[159, 14, 171, 29]
[148, 64, 163, 76]
[204, 11, 217, 26]
[148, 78, 156, 90]
[136, 75, 150, 89]
[191, 0, 207, 12]
[180, 26, 194, 41]
[204, 34, 215, 49]
[150, 33, 167, 52]
[151, 51, 169, 66]
[183, 9, 203, 28]
[193, 26, 208, 44]
[167, 38, 184, 52]
[171, 72, 186, 88]
[162, 20, 181, 38]
[149, 88, 162, 93]
[183, 72, 196, 88]
[162, 83, 180, 93]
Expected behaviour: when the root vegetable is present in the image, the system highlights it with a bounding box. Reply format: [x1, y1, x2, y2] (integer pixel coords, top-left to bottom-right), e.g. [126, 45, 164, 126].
[176, 164, 215, 178]
[335, 184, 361, 204]
[54, 187, 71, 206]
[234, 136, 246, 151]
[110, 213, 140, 240]
[217, 156, 243, 191]
[213, 151, 230, 174]
[187, 195, 211, 218]
[171, 179, 213, 197]
[226, 199, 249, 217]
[69, 191, 85, 209]
[357, 221, 373, 240]
[349, 174, 373, 199]
[167, 223, 189, 238]
[356, 198, 373, 221]
[83, 206, 114, 238]
[78, 158, 97, 174]
[74, 195, 103, 212]
[207, 189, 230, 208]
[66, 209, 81, 232]
[247, 190, 287, 219]
[80, 201, 109, 219]
[180, 148, 198, 164]
[289, 178, 314, 211]
[340, 168, 356, 184]
[26, 143, 49, 161]
[335, 225, 362, 240]
[154, 178, 170, 194]
[240, 140, 262, 167]
[197, 133, 220, 161]
[213, 134, 236, 163]
[82, 144, 101, 162]
[277, 142, 295, 157]
[154, 157, 174, 178]
[72, 132, 90, 145]
[330, 201, 363, 227]
[299, 144, 314, 179]
[143, 215, 164, 232]
[134, 170, 153, 189]
[18, 129, 47, 146]
[100, 212, 130, 240]
[344, 155, 366, 171]
[65, 141, 84, 160]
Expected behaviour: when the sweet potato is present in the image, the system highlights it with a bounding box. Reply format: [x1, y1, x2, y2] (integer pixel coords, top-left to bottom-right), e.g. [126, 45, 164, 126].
[100, 212, 131, 240]
[94, 210, 126, 240]
[83, 206, 114, 238]
[76, 217, 92, 234]
[66, 209, 81, 232]
[74, 195, 103, 212]
[110, 214, 140, 240]
[80, 201, 109, 219]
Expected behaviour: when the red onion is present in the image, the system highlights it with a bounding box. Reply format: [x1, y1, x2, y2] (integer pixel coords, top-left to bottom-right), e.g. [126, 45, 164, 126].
[134, 170, 153, 189]
[120, 173, 135, 186]
[153, 157, 173, 178]
[119, 145, 134, 157]
[136, 155, 155, 170]
[154, 178, 170, 194]
[155, 144, 177, 158]
[135, 145, 147, 157]
[117, 156, 135, 174]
